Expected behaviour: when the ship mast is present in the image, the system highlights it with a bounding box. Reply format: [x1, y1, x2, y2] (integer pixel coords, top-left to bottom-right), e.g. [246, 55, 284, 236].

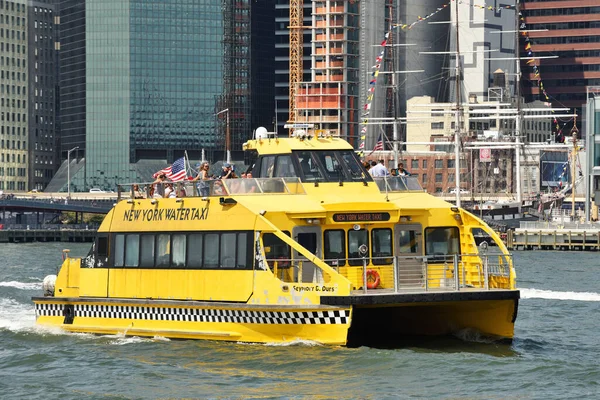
[514, 0, 522, 212]
[453, 0, 462, 207]
[571, 115, 579, 221]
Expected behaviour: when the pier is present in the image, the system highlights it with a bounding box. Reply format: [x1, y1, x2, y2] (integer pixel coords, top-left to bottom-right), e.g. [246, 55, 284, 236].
[507, 221, 600, 251]
[0, 225, 97, 243]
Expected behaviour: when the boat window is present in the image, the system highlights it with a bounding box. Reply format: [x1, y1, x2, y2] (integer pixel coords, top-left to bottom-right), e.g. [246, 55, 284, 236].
[82, 235, 109, 268]
[172, 234, 186, 268]
[155, 234, 171, 268]
[324, 229, 346, 267]
[424, 227, 460, 258]
[315, 151, 343, 181]
[259, 156, 276, 178]
[296, 151, 325, 182]
[274, 155, 297, 178]
[398, 230, 418, 253]
[140, 234, 155, 268]
[263, 231, 291, 266]
[125, 234, 140, 267]
[371, 228, 393, 265]
[187, 233, 204, 268]
[97, 236, 108, 258]
[204, 233, 220, 268]
[339, 151, 369, 181]
[221, 233, 237, 268]
[348, 229, 369, 266]
[111, 231, 253, 270]
[236, 232, 250, 269]
[293, 150, 371, 183]
[114, 234, 125, 267]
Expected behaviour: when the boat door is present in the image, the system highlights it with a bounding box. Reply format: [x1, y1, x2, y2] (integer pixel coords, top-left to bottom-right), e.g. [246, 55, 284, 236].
[394, 224, 423, 288]
[292, 226, 323, 283]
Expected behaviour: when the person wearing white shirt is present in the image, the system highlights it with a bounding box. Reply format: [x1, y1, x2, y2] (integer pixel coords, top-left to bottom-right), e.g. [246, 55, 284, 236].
[370, 160, 389, 177]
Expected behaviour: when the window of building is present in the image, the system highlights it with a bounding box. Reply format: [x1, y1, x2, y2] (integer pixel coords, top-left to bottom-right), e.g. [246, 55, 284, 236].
[435, 159, 443, 168]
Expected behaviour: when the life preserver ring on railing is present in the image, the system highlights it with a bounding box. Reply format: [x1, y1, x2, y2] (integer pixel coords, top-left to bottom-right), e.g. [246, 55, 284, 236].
[365, 269, 380, 289]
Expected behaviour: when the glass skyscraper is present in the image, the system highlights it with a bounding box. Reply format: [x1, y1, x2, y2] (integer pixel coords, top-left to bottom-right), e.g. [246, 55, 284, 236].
[57, 0, 260, 191]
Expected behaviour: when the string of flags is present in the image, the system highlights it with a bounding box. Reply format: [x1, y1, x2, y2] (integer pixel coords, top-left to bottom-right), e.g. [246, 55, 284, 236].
[358, 0, 516, 157]
[358, 32, 388, 157]
[519, 10, 574, 143]
[394, 1, 515, 31]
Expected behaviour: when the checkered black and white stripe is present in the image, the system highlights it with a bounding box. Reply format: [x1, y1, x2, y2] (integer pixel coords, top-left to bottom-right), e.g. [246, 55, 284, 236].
[35, 303, 63, 317]
[35, 303, 349, 325]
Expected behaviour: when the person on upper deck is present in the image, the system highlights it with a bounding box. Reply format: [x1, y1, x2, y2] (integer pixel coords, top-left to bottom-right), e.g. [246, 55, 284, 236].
[220, 163, 237, 179]
[192, 162, 211, 197]
[152, 174, 166, 198]
[370, 160, 389, 177]
[132, 184, 145, 199]
[398, 162, 411, 176]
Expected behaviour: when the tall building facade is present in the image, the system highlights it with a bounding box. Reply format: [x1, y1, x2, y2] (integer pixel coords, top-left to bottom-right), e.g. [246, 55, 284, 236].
[28, 0, 58, 191]
[55, 0, 260, 192]
[521, 0, 600, 133]
[586, 86, 600, 220]
[295, 0, 360, 141]
[451, 0, 516, 104]
[0, 0, 28, 192]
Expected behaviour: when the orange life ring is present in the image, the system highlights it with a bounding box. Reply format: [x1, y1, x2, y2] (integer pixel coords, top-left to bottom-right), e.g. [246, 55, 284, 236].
[365, 269, 380, 289]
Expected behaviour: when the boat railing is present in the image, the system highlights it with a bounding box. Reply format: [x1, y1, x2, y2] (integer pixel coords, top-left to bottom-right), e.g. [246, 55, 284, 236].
[372, 176, 424, 193]
[267, 253, 512, 293]
[266, 257, 333, 285]
[117, 177, 306, 201]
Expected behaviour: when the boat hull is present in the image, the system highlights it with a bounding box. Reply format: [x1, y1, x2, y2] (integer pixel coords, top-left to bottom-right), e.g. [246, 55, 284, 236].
[323, 290, 519, 345]
[32, 297, 352, 345]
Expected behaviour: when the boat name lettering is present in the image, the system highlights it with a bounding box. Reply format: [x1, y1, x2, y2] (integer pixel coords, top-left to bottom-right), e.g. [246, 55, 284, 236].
[293, 285, 336, 293]
[123, 207, 209, 222]
[333, 212, 390, 222]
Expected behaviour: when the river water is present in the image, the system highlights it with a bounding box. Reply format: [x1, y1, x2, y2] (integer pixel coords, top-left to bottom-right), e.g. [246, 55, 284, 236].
[1, 242, 598, 399]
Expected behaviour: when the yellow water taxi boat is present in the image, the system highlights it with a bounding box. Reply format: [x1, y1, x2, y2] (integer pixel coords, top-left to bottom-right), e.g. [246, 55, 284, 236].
[33, 131, 519, 346]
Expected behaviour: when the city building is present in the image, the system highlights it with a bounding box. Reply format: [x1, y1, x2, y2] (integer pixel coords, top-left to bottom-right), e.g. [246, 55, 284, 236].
[520, 0, 600, 135]
[50, 0, 262, 192]
[451, 0, 517, 104]
[585, 86, 600, 221]
[0, 0, 28, 192]
[294, 0, 360, 141]
[28, 0, 58, 192]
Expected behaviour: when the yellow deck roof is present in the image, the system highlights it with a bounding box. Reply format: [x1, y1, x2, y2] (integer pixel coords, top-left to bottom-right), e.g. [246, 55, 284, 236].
[243, 136, 354, 155]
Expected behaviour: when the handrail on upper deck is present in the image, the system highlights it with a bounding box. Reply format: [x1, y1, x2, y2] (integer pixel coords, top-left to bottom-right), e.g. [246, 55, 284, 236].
[116, 177, 306, 201]
[372, 176, 424, 193]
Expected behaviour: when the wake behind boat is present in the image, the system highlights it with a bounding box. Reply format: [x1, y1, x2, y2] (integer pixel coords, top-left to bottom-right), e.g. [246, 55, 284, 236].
[33, 131, 519, 346]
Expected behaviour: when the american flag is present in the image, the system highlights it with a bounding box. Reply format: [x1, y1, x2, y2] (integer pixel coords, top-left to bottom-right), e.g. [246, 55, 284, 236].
[153, 157, 187, 182]
[373, 134, 384, 151]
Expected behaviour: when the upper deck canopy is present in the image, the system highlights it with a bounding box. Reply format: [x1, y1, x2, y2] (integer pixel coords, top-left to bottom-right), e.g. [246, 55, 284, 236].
[243, 136, 354, 155]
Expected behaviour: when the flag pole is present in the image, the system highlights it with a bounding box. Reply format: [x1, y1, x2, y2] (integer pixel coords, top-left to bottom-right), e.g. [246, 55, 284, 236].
[184, 150, 192, 178]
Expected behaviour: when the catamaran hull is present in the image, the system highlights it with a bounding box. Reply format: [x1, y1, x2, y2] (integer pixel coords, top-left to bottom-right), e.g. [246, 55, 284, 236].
[324, 290, 520, 345]
[32, 298, 352, 345]
[34, 291, 517, 346]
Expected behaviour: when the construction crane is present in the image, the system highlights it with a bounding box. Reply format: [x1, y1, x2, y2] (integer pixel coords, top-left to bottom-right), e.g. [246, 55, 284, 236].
[288, 0, 303, 123]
